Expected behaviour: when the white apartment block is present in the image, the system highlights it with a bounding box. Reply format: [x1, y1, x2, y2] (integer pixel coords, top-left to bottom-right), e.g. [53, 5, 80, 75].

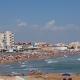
[0, 32, 5, 50]
[0, 31, 15, 50]
[5, 31, 14, 49]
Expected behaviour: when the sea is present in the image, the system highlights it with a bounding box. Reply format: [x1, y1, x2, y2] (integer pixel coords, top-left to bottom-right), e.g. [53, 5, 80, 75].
[0, 54, 80, 75]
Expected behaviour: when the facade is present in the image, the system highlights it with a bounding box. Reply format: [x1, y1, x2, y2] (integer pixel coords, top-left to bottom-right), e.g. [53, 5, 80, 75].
[34, 42, 49, 48]
[55, 43, 66, 47]
[0, 31, 15, 50]
[5, 31, 14, 49]
[0, 32, 5, 50]
[69, 42, 80, 51]
[53, 46, 68, 51]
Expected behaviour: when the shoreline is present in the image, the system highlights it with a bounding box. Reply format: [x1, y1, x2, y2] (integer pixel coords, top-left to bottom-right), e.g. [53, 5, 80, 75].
[0, 50, 80, 64]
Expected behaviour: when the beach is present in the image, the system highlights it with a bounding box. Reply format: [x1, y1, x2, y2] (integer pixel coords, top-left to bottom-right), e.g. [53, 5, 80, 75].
[27, 73, 80, 80]
[0, 73, 80, 80]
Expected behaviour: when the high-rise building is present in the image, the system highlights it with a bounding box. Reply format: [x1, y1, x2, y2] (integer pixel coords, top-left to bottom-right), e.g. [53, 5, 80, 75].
[4, 31, 14, 49]
[0, 31, 15, 50]
[0, 32, 5, 50]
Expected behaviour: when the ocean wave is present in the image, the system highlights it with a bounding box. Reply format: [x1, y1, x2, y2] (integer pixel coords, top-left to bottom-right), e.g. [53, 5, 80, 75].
[29, 68, 38, 71]
[20, 65, 26, 67]
[23, 68, 29, 70]
[23, 67, 38, 71]
[64, 55, 68, 58]
[22, 62, 25, 65]
[11, 72, 18, 74]
[45, 59, 58, 64]
[77, 58, 80, 61]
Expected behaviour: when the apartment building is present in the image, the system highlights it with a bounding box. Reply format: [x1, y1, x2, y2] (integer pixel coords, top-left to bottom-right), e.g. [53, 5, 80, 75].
[5, 31, 14, 49]
[0, 31, 15, 50]
[0, 32, 5, 50]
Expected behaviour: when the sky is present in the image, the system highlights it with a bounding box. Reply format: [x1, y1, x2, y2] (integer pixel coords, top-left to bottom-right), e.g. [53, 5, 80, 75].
[0, 0, 80, 43]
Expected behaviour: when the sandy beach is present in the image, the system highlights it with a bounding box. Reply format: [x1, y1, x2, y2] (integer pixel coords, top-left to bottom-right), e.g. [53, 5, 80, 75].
[0, 73, 80, 80]
[27, 73, 80, 80]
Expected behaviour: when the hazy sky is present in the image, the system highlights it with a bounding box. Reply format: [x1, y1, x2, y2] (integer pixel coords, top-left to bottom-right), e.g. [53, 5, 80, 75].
[0, 0, 80, 43]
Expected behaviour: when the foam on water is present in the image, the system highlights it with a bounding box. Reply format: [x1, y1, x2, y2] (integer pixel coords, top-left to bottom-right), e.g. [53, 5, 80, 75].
[29, 68, 38, 71]
[11, 72, 18, 75]
[77, 58, 80, 61]
[45, 59, 58, 64]
[20, 65, 26, 67]
[22, 62, 25, 65]
[23, 68, 29, 70]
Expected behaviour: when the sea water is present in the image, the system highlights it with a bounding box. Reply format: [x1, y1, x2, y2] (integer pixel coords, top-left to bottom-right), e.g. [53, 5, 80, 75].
[0, 54, 80, 75]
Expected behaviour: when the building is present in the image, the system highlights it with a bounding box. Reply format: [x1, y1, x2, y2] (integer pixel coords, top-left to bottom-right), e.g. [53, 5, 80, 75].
[55, 43, 66, 47]
[0, 31, 15, 51]
[15, 42, 39, 51]
[53, 46, 68, 51]
[68, 42, 80, 51]
[4, 31, 14, 49]
[53, 43, 68, 51]
[0, 32, 5, 50]
[34, 42, 49, 48]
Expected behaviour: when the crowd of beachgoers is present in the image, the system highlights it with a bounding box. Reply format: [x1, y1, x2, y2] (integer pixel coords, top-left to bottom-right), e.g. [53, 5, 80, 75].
[0, 50, 80, 64]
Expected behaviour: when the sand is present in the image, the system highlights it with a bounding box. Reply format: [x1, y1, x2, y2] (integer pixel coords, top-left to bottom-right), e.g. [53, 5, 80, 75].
[0, 73, 80, 80]
[27, 73, 80, 80]
[0, 76, 25, 80]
